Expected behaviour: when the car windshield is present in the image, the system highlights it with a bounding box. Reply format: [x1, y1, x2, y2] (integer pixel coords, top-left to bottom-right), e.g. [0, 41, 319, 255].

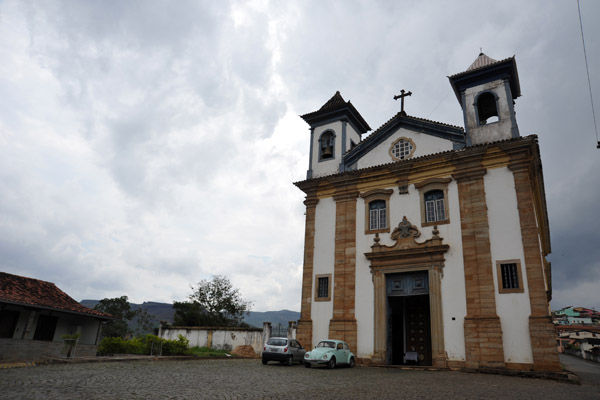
[316, 341, 336, 349]
[267, 338, 287, 346]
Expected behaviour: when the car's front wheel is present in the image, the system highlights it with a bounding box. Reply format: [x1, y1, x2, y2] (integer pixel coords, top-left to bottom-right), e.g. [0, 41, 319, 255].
[327, 356, 336, 369]
[304, 362, 311, 368]
[348, 357, 355, 368]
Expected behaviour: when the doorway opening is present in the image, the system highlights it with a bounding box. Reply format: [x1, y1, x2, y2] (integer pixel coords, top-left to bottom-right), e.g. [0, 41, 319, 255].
[386, 272, 432, 365]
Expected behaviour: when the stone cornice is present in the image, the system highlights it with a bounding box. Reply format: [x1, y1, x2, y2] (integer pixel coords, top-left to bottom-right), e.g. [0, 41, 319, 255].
[294, 136, 540, 195]
[452, 168, 487, 183]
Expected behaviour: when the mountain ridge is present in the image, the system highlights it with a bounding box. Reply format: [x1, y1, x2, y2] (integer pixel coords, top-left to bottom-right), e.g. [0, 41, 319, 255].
[80, 300, 299, 331]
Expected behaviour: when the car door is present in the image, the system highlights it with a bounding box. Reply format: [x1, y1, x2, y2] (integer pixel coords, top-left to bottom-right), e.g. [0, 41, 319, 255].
[334, 342, 349, 364]
[292, 340, 306, 360]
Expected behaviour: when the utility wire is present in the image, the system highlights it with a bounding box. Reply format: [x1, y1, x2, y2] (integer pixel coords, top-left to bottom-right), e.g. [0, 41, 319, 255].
[426, 89, 451, 120]
[577, 0, 600, 147]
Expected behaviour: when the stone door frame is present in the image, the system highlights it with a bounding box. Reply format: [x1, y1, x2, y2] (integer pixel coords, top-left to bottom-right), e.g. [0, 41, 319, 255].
[364, 219, 449, 367]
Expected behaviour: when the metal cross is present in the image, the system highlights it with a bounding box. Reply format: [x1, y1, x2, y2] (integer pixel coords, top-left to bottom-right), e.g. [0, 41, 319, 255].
[393, 89, 412, 115]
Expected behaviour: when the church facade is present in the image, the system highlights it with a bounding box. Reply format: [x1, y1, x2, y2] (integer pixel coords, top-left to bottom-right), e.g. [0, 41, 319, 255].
[294, 54, 560, 371]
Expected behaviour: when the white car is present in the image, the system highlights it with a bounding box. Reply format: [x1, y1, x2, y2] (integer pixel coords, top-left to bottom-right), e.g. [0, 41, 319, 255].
[262, 337, 306, 366]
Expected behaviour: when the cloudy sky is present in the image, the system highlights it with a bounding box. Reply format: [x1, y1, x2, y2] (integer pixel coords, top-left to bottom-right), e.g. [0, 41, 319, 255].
[1, 0, 598, 312]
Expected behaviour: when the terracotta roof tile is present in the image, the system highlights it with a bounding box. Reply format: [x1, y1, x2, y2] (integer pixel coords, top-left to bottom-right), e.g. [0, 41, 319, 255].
[466, 53, 498, 71]
[318, 91, 347, 111]
[448, 54, 516, 79]
[0, 272, 111, 318]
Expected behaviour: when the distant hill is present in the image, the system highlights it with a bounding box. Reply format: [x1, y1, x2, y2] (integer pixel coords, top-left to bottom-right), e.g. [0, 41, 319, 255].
[80, 300, 299, 332]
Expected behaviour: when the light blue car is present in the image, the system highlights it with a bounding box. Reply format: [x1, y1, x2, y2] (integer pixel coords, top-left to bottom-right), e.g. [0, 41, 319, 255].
[303, 339, 355, 369]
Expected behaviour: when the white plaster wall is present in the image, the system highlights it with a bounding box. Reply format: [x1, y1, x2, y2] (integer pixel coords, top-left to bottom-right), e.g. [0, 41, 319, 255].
[54, 314, 100, 345]
[311, 121, 343, 178]
[354, 194, 376, 358]
[464, 80, 514, 145]
[161, 328, 264, 354]
[312, 197, 335, 344]
[354, 181, 467, 362]
[356, 127, 454, 170]
[436, 180, 467, 362]
[485, 167, 533, 364]
[346, 123, 361, 152]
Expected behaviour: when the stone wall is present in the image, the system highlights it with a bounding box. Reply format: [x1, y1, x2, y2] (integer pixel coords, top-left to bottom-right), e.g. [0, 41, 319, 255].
[159, 322, 297, 356]
[0, 338, 98, 363]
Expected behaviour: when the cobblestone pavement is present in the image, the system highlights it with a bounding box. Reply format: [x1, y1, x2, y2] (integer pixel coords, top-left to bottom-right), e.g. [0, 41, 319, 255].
[560, 353, 600, 389]
[1, 359, 598, 400]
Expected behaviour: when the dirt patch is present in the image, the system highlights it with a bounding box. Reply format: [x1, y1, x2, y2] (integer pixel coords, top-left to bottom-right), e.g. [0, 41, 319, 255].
[231, 345, 259, 358]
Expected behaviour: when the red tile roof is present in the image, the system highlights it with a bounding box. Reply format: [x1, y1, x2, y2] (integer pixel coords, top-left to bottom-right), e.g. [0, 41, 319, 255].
[0, 272, 112, 319]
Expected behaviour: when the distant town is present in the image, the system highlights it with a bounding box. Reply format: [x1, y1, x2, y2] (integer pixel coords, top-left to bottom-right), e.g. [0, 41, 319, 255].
[553, 306, 600, 363]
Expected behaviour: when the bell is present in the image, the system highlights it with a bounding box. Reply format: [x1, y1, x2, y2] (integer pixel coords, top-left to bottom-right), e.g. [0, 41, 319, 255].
[322, 145, 333, 158]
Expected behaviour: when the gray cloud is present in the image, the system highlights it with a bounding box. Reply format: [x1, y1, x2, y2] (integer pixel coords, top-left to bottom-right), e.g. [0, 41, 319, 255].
[1, 0, 598, 312]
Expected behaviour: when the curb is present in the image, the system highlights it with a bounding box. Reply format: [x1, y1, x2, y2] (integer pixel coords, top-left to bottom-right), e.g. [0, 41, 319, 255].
[0, 361, 38, 369]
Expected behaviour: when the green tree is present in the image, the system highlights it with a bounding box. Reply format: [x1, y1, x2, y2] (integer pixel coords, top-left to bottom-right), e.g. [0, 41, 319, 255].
[94, 296, 155, 338]
[173, 275, 252, 327]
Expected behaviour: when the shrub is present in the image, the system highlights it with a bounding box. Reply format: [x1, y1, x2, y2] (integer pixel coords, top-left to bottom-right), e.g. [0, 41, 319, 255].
[97, 334, 191, 356]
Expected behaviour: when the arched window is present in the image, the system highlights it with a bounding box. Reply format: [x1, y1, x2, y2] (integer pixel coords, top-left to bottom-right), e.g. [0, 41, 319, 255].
[424, 190, 445, 223]
[319, 131, 335, 160]
[369, 200, 387, 230]
[477, 92, 499, 125]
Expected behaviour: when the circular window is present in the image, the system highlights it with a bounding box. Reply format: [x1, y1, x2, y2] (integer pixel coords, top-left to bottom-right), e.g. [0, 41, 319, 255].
[389, 137, 415, 160]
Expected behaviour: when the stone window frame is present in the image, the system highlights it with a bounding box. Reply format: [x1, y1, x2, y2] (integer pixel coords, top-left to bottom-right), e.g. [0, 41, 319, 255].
[389, 137, 416, 161]
[415, 178, 451, 227]
[360, 189, 394, 234]
[495, 259, 525, 294]
[314, 273, 332, 302]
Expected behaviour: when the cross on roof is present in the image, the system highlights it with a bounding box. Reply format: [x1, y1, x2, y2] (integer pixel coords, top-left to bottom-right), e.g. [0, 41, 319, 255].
[393, 89, 412, 115]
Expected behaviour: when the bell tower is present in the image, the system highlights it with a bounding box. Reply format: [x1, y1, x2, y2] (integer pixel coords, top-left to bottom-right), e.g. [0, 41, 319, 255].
[449, 53, 521, 146]
[300, 91, 371, 179]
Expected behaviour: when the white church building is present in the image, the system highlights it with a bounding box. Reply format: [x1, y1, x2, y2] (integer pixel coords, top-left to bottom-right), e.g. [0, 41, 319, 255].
[294, 53, 560, 372]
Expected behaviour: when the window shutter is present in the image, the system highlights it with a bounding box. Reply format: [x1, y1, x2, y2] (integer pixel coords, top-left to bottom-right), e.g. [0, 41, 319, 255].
[379, 208, 386, 229]
[425, 200, 435, 222]
[435, 199, 445, 221]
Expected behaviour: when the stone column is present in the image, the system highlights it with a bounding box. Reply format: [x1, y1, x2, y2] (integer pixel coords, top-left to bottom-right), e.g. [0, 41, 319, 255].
[428, 266, 447, 368]
[297, 195, 319, 350]
[262, 322, 272, 346]
[453, 168, 505, 369]
[509, 160, 561, 371]
[329, 187, 358, 352]
[287, 321, 297, 340]
[21, 311, 37, 340]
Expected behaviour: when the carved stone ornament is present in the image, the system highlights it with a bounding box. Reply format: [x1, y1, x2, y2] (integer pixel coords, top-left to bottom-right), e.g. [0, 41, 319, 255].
[390, 216, 420, 241]
[367, 216, 448, 254]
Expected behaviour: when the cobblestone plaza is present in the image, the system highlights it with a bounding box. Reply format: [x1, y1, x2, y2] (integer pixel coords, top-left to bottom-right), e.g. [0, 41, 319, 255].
[1, 359, 599, 399]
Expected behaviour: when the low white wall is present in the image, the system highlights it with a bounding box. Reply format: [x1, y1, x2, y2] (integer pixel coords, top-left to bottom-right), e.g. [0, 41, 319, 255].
[160, 326, 264, 355]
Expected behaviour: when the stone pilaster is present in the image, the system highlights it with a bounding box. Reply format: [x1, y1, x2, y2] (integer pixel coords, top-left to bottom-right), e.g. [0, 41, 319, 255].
[454, 168, 505, 369]
[329, 187, 358, 352]
[509, 160, 561, 371]
[297, 195, 318, 350]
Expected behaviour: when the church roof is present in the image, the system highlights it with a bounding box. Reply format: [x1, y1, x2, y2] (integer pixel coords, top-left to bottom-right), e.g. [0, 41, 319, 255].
[466, 53, 498, 71]
[448, 54, 521, 103]
[0, 272, 112, 319]
[295, 135, 538, 186]
[300, 91, 371, 134]
[342, 112, 464, 166]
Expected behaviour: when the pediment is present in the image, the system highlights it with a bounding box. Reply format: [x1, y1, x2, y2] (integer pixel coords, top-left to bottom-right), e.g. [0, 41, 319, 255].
[365, 216, 449, 265]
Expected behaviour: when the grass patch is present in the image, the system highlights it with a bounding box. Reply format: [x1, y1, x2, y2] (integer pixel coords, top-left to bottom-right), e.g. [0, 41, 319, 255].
[188, 346, 234, 357]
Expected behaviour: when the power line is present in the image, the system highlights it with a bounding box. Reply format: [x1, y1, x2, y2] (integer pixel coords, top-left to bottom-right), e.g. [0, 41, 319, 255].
[577, 0, 600, 148]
